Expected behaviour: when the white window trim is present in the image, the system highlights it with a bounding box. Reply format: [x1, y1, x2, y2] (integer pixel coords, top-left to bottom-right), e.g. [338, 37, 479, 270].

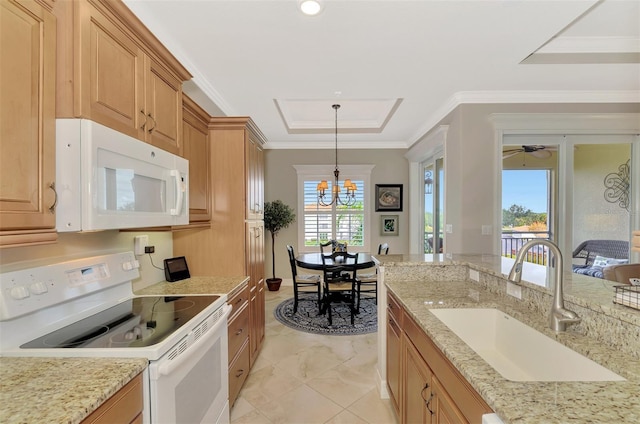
[293, 164, 375, 253]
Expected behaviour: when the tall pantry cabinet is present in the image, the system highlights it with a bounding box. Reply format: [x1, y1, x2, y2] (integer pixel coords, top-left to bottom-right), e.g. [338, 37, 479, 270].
[173, 117, 266, 366]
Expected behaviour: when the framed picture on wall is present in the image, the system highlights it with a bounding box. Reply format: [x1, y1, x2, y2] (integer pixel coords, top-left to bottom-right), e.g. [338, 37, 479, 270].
[375, 184, 403, 211]
[381, 215, 399, 236]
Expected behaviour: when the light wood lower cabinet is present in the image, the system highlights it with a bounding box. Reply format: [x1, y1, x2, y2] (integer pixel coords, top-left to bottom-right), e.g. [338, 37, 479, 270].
[0, 0, 57, 248]
[81, 372, 144, 424]
[388, 293, 492, 424]
[227, 284, 250, 406]
[386, 293, 402, 415]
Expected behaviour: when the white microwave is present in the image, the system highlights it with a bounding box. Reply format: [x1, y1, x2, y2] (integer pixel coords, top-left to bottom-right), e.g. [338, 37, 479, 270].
[56, 119, 189, 232]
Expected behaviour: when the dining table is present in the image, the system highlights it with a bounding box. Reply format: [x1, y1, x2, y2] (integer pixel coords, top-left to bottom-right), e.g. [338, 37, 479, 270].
[295, 252, 376, 271]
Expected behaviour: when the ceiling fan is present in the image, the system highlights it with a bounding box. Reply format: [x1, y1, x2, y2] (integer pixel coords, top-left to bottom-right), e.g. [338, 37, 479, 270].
[502, 145, 556, 159]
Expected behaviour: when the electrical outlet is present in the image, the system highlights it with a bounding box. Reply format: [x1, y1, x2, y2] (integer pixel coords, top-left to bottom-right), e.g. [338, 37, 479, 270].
[469, 269, 480, 282]
[445, 224, 453, 234]
[481, 225, 492, 235]
[506, 282, 522, 299]
[134, 235, 148, 255]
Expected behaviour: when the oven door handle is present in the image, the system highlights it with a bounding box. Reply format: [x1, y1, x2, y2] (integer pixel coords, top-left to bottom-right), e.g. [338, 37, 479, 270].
[157, 304, 232, 377]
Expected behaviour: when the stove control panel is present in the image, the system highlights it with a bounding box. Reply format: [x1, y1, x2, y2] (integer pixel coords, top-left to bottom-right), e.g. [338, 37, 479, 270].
[0, 251, 140, 321]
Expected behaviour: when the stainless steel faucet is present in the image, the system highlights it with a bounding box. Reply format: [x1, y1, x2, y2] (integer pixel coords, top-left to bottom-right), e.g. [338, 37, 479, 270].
[507, 239, 581, 332]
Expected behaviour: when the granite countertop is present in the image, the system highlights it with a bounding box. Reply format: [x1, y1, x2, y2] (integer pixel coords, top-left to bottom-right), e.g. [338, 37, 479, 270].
[0, 357, 147, 424]
[135, 275, 249, 297]
[386, 277, 640, 423]
[376, 253, 640, 327]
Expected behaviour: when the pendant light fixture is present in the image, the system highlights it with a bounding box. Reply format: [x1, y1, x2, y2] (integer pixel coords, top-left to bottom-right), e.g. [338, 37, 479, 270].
[317, 104, 357, 207]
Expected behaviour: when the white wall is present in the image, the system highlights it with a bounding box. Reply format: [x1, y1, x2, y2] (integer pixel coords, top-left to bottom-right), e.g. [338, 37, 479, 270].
[423, 102, 640, 255]
[0, 231, 173, 291]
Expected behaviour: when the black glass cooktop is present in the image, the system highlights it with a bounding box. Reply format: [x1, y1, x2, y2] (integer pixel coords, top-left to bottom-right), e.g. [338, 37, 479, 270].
[20, 295, 220, 349]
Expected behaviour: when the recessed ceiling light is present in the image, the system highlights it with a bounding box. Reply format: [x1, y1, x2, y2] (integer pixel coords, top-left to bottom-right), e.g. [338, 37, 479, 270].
[299, 0, 323, 16]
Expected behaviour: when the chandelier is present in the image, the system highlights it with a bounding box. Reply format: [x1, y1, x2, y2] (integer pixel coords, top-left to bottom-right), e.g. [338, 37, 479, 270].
[317, 104, 357, 207]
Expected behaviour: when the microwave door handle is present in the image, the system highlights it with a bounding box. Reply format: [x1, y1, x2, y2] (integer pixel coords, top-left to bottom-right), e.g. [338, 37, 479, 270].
[170, 170, 184, 216]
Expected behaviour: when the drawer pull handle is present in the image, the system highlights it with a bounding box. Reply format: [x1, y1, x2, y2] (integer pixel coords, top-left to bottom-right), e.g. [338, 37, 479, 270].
[235, 329, 243, 335]
[140, 110, 147, 129]
[420, 383, 434, 415]
[48, 182, 58, 213]
[235, 298, 243, 304]
[235, 369, 244, 378]
[147, 113, 157, 133]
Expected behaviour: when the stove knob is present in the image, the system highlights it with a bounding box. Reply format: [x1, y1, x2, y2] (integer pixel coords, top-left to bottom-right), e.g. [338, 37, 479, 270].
[29, 281, 48, 295]
[10, 286, 30, 300]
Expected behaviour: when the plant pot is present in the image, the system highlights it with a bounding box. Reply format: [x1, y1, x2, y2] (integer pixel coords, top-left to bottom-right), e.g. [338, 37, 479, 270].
[266, 278, 282, 291]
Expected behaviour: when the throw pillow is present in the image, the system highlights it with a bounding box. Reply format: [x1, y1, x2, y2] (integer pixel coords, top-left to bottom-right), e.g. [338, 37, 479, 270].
[593, 255, 628, 267]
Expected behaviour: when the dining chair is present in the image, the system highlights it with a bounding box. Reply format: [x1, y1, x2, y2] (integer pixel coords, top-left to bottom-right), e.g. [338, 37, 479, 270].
[357, 243, 389, 311]
[319, 240, 335, 254]
[286, 245, 322, 314]
[320, 251, 359, 325]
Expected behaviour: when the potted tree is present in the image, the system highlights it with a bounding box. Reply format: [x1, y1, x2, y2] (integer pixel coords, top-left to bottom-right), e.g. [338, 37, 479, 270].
[263, 200, 296, 291]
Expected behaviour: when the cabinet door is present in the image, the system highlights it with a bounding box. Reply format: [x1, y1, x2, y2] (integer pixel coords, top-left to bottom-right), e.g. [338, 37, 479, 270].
[431, 376, 467, 424]
[0, 0, 57, 244]
[77, 2, 145, 139]
[387, 309, 402, 414]
[245, 136, 264, 220]
[246, 221, 265, 366]
[403, 335, 434, 424]
[182, 96, 210, 223]
[145, 57, 182, 154]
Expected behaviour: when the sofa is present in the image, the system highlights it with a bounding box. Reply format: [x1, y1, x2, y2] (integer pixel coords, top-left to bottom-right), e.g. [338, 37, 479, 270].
[571, 239, 629, 279]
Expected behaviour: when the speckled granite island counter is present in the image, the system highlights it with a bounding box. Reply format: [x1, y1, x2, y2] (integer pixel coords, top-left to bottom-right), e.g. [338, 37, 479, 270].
[0, 357, 147, 424]
[377, 254, 640, 423]
[135, 275, 249, 297]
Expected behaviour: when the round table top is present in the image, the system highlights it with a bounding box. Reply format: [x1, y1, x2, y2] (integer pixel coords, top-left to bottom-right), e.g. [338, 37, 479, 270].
[295, 252, 375, 271]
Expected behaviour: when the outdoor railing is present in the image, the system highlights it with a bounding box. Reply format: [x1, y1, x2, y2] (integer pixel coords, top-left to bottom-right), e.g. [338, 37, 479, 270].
[501, 230, 551, 265]
[423, 231, 551, 265]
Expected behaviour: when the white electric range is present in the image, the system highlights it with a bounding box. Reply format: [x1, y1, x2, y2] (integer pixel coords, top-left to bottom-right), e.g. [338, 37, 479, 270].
[0, 251, 231, 424]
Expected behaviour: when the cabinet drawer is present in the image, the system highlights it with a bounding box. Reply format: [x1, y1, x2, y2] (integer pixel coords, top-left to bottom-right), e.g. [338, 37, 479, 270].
[228, 304, 250, 364]
[228, 284, 250, 321]
[387, 292, 402, 325]
[228, 340, 250, 407]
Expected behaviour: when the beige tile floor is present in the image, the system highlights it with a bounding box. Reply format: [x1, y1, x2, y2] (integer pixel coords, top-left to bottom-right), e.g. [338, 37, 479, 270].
[230, 288, 398, 424]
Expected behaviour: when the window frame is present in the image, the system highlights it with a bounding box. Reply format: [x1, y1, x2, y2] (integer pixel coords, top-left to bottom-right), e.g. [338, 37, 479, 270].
[294, 164, 374, 253]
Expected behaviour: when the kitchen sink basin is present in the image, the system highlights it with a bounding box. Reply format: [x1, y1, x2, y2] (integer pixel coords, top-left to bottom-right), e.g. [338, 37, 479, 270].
[429, 308, 625, 382]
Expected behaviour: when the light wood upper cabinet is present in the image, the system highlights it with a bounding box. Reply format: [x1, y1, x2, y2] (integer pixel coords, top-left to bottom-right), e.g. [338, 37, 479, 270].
[53, 0, 190, 154]
[182, 95, 211, 224]
[246, 135, 265, 220]
[0, 0, 57, 247]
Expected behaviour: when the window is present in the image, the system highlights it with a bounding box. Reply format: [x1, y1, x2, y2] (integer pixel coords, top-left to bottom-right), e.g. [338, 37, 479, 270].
[294, 165, 374, 252]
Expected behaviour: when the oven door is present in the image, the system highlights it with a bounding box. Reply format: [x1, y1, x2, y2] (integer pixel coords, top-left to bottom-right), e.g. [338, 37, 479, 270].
[148, 304, 231, 424]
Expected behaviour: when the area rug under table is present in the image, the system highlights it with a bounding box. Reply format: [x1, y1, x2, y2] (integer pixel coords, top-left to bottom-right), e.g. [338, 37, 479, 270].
[273, 297, 377, 335]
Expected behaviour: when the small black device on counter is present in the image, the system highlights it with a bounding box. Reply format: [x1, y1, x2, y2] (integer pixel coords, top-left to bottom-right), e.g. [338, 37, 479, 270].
[164, 256, 190, 282]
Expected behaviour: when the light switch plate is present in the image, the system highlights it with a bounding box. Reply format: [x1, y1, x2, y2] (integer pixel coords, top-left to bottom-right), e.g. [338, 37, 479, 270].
[134, 235, 148, 256]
